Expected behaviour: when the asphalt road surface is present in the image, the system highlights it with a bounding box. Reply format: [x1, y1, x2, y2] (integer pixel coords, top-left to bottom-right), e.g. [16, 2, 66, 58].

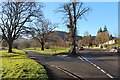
[25, 49, 119, 80]
[78, 49, 119, 79]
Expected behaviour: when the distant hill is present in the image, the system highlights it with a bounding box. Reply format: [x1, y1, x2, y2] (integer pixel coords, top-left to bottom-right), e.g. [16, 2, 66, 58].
[0, 31, 96, 43]
[13, 38, 28, 43]
[52, 31, 82, 41]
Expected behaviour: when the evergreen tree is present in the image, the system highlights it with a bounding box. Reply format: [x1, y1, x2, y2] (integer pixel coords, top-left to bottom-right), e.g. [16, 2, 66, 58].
[109, 34, 113, 40]
[98, 28, 102, 33]
[103, 25, 108, 32]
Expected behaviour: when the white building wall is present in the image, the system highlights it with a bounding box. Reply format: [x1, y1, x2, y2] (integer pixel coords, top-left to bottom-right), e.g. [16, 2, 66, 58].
[104, 39, 115, 45]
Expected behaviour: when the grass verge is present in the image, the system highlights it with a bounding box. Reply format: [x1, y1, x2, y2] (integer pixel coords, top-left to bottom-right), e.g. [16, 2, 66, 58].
[0, 49, 48, 79]
[24, 47, 70, 55]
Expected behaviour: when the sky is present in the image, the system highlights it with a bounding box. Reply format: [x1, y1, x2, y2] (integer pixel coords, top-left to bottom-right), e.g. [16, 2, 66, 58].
[43, 2, 118, 37]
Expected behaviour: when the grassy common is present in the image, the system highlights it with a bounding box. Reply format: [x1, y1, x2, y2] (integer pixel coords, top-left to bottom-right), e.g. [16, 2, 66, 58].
[24, 47, 70, 55]
[0, 49, 48, 79]
[107, 44, 120, 48]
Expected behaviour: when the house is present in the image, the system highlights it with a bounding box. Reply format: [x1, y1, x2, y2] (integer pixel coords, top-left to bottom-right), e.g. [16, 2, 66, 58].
[98, 38, 117, 48]
[103, 39, 116, 45]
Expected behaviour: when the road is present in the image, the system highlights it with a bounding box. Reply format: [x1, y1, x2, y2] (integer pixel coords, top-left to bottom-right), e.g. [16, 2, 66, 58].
[25, 49, 119, 79]
[25, 51, 80, 80]
[78, 49, 119, 79]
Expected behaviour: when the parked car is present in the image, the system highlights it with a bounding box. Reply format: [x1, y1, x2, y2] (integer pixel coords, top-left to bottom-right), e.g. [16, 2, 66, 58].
[79, 47, 84, 50]
[109, 46, 120, 53]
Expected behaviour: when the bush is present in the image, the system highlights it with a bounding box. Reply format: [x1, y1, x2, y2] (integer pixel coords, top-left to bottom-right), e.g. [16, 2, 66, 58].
[104, 44, 108, 48]
[46, 47, 49, 49]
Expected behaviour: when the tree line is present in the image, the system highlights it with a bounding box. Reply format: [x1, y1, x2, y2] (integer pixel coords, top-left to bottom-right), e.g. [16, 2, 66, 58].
[0, 1, 89, 56]
[79, 26, 114, 48]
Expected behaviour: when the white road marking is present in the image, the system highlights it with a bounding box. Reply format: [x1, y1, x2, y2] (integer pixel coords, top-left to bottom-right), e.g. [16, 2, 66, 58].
[90, 62, 94, 65]
[100, 69, 106, 73]
[80, 55, 114, 78]
[50, 64, 81, 79]
[106, 74, 114, 78]
[57, 55, 67, 57]
[45, 62, 82, 79]
[78, 56, 84, 61]
[96, 66, 101, 69]
[93, 64, 97, 67]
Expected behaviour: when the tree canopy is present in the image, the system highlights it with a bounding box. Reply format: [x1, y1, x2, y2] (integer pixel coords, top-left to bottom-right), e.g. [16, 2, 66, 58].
[57, 1, 90, 55]
[0, 2, 43, 52]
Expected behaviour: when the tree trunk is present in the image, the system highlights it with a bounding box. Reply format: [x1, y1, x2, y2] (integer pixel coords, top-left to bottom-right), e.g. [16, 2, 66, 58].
[8, 42, 13, 53]
[71, 28, 77, 55]
[41, 42, 44, 51]
[70, 3, 77, 56]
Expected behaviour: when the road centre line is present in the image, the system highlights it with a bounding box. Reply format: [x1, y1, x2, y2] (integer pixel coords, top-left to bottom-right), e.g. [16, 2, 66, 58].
[106, 74, 114, 78]
[78, 56, 84, 61]
[100, 69, 106, 73]
[96, 66, 101, 69]
[78, 55, 114, 78]
[93, 64, 97, 67]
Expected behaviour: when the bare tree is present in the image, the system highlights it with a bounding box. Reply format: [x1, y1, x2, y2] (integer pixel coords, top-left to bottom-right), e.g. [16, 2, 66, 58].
[95, 31, 110, 45]
[28, 18, 57, 51]
[81, 35, 92, 47]
[30, 38, 40, 49]
[57, 1, 90, 55]
[0, 2, 43, 52]
[47, 32, 64, 48]
[95, 26, 111, 45]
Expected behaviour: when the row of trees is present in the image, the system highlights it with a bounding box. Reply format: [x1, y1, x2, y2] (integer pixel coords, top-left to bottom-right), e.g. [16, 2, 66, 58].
[0, 2, 58, 52]
[0, 1, 90, 56]
[1, 34, 71, 49]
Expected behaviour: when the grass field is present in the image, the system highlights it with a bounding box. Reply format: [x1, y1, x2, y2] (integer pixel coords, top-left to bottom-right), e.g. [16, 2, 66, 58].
[0, 49, 48, 79]
[24, 47, 70, 55]
[107, 44, 120, 48]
